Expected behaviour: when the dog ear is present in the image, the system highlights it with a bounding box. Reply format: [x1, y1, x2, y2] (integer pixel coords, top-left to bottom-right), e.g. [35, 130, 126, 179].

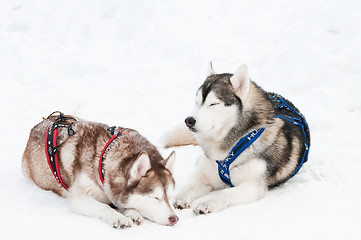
[164, 150, 176, 173]
[207, 61, 216, 77]
[129, 151, 151, 181]
[230, 64, 250, 101]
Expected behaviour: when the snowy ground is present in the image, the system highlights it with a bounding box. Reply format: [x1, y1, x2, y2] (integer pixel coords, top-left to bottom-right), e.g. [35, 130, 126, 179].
[1, 0, 361, 239]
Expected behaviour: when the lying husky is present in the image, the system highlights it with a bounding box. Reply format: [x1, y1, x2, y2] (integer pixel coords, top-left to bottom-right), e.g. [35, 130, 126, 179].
[22, 112, 178, 228]
[163, 63, 310, 214]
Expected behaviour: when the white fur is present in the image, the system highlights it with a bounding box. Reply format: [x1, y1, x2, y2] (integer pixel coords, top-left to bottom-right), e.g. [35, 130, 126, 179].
[191, 91, 238, 142]
[68, 173, 131, 228]
[173, 63, 268, 214]
[126, 186, 177, 226]
[129, 152, 151, 182]
[165, 150, 176, 174]
[207, 61, 216, 76]
[68, 165, 177, 227]
[174, 153, 267, 213]
[24, 117, 179, 228]
[230, 64, 250, 102]
[124, 209, 144, 225]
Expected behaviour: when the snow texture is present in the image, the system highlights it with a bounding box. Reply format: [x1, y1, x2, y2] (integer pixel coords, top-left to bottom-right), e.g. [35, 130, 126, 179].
[1, 0, 361, 239]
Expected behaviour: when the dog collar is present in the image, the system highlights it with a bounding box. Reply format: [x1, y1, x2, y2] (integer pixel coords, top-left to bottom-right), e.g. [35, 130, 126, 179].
[216, 127, 265, 187]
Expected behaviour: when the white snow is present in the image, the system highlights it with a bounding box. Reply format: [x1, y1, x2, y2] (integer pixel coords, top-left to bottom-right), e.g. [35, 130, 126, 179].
[1, 0, 361, 239]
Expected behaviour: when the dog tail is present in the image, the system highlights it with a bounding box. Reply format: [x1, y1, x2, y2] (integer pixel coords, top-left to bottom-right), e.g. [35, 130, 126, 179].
[161, 124, 198, 148]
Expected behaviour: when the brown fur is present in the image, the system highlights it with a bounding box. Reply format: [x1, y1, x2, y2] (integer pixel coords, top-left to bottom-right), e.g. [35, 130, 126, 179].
[22, 115, 174, 206]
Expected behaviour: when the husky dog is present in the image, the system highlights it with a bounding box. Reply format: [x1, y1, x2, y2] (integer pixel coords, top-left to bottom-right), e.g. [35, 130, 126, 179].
[22, 113, 178, 228]
[163, 63, 310, 214]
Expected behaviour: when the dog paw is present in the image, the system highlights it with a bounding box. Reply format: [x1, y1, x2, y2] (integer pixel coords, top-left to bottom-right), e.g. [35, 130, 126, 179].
[113, 220, 131, 229]
[106, 212, 132, 229]
[124, 209, 144, 225]
[173, 193, 193, 209]
[192, 202, 212, 215]
[192, 198, 225, 215]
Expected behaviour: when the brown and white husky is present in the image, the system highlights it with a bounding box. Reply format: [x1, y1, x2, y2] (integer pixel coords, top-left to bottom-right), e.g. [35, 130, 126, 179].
[22, 113, 178, 228]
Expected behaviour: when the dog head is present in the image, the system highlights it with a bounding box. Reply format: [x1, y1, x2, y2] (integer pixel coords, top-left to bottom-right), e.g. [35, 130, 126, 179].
[122, 150, 178, 226]
[185, 62, 251, 139]
[106, 131, 178, 226]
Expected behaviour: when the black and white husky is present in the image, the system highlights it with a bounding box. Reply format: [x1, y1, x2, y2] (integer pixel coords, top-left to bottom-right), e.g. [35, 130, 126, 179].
[163, 62, 310, 214]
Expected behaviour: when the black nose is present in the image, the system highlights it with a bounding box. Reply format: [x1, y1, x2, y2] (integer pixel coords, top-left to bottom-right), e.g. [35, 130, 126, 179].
[185, 117, 196, 128]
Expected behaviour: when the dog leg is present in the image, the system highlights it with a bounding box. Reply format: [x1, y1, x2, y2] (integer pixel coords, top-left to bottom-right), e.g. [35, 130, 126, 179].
[124, 209, 144, 225]
[192, 180, 266, 214]
[68, 174, 132, 228]
[192, 158, 267, 214]
[174, 180, 213, 209]
[174, 153, 216, 209]
[69, 194, 132, 228]
[161, 124, 198, 148]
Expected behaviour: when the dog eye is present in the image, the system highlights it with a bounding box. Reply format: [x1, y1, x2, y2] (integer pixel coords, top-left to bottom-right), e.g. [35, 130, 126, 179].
[151, 196, 160, 200]
[209, 103, 220, 107]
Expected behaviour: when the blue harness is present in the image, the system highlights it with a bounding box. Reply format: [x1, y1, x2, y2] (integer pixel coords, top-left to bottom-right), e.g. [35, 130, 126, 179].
[216, 95, 310, 187]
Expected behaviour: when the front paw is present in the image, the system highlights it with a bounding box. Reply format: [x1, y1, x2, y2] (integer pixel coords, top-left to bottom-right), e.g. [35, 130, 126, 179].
[105, 211, 132, 229]
[173, 192, 193, 209]
[124, 209, 144, 225]
[192, 197, 225, 215]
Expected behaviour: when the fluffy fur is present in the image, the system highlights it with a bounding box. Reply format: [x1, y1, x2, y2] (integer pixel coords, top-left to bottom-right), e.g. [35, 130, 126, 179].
[22, 114, 178, 227]
[163, 63, 310, 214]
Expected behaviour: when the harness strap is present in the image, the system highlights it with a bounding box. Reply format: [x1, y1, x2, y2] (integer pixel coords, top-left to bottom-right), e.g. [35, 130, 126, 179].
[98, 127, 129, 184]
[44, 113, 77, 190]
[270, 95, 310, 187]
[216, 128, 265, 187]
[216, 95, 310, 188]
[44, 114, 128, 209]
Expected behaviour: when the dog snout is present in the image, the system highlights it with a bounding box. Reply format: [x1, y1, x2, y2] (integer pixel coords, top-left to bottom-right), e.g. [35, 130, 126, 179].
[185, 117, 196, 128]
[168, 215, 179, 225]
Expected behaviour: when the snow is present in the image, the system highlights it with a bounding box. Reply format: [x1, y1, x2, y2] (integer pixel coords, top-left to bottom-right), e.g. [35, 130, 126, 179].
[1, 0, 361, 239]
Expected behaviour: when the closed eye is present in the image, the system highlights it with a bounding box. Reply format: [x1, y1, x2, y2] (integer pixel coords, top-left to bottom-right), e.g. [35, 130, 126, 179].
[209, 103, 220, 107]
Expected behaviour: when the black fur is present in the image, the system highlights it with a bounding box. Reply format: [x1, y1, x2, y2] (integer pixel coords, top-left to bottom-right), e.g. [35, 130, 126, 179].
[200, 74, 310, 188]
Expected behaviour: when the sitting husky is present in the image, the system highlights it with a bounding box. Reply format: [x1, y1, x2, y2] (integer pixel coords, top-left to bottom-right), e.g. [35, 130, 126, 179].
[22, 113, 178, 228]
[163, 63, 310, 214]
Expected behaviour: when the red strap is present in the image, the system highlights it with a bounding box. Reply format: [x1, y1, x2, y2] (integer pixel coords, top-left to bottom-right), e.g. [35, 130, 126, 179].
[45, 127, 58, 183]
[98, 134, 117, 184]
[45, 124, 125, 208]
[45, 126, 68, 190]
[53, 128, 68, 190]
[99, 130, 128, 185]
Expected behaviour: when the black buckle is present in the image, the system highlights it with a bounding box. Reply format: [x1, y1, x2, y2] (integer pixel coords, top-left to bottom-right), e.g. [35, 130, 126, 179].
[68, 122, 75, 136]
[107, 126, 117, 136]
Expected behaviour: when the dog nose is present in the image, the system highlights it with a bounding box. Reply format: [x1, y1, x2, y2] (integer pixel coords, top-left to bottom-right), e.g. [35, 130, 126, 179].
[168, 215, 179, 225]
[185, 117, 196, 128]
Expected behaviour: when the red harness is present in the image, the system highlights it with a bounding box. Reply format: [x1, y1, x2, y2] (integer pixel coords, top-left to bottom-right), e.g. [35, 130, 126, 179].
[44, 114, 76, 190]
[98, 127, 128, 184]
[44, 115, 128, 194]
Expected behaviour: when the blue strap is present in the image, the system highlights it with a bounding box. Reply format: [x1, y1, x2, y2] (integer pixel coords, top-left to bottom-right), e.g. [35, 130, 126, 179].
[271, 95, 310, 185]
[215, 95, 309, 188]
[216, 128, 265, 187]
